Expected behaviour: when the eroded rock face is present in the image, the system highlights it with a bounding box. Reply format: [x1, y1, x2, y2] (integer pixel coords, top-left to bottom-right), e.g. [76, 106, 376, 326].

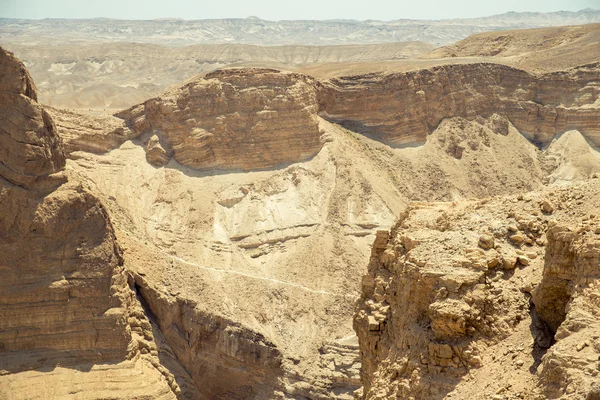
[354, 179, 600, 399]
[0, 47, 65, 189]
[0, 183, 130, 358]
[319, 62, 600, 148]
[118, 68, 324, 170]
[134, 274, 284, 399]
[0, 46, 129, 363]
[48, 106, 136, 155]
[0, 48, 186, 400]
[533, 222, 600, 399]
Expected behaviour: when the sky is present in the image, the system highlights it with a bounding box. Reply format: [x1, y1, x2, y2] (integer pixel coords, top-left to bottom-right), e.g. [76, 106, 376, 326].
[0, 0, 598, 21]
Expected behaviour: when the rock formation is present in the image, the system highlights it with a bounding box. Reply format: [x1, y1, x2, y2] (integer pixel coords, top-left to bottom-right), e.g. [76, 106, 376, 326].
[355, 177, 600, 399]
[47, 106, 136, 155]
[0, 47, 65, 189]
[117, 68, 325, 170]
[0, 46, 192, 399]
[426, 23, 600, 72]
[319, 62, 600, 148]
[3, 19, 600, 400]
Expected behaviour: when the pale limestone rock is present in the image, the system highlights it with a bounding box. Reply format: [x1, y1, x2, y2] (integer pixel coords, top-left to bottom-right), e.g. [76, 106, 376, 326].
[0, 46, 65, 189]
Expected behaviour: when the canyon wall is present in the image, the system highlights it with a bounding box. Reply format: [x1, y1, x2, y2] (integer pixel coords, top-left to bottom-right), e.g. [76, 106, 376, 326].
[319, 62, 600, 148]
[0, 47, 65, 189]
[118, 68, 325, 170]
[354, 178, 600, 399]
[0, 46, 188, 399]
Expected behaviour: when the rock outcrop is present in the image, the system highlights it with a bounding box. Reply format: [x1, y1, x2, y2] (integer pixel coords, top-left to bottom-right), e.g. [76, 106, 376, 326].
[319, 62, 600, 148]
[118, 68, 325, 170]
[533, 221, 600, 399]
[48, 106, 136, 155]
[0, 46, 189, 400]
[0, 47, 65, 189]
[355, 178, 600, 399]
[426, 23, 600, 72]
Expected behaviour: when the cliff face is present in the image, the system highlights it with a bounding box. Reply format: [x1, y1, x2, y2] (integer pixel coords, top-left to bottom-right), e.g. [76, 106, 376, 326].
[319, 62, 600, 148]
[533, 222, 600, 399]
[354, 177, 600, 400]
[0, 46, 129, 362]
[0, 47, 188, 399]
[0, 48, 65, 189]
[118, 68, 325, 170]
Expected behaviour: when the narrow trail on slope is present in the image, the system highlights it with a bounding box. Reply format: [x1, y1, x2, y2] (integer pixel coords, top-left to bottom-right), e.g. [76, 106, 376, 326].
[119, 228, 358, 299]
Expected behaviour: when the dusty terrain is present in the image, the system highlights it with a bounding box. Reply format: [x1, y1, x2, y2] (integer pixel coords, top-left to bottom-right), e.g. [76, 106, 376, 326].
[357, 177, 600, 399]
[1, 17, 600, 400]
[428, 23, 600, 72]
[3, 41, 433, 109]
[3, 10, 599, 47]
[1, 10, 599, 110]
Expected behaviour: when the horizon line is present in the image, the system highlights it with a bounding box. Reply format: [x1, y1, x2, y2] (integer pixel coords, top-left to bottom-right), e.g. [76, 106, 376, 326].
[0, 7, 597, 24]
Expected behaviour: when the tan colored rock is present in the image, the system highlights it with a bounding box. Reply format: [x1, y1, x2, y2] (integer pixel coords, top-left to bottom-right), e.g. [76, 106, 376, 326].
[540, 199, 555, 214]
[145, 134, 170, 166]
[319, 63, 600, 148]
[355, 180, 600, 400]
[509, 233, 525, 244]
[0, 46, 65, 189]
[48, 106, 137, 155]
[0, 48, 189, 400]
[478, 234, 495, 249]
[117, 68, 324, 171]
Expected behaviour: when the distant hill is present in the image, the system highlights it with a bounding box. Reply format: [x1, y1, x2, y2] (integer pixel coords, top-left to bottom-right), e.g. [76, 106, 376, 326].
[5, 41, 433, 109]
[1, 8, 599, 46]
[426, 23, 600, 72]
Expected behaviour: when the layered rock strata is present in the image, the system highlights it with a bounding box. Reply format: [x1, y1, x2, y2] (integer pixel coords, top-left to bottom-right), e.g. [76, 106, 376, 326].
[319, 62, 600, 147]
[533, 222, 600, 399]
[0, 47, 65, 189]
[48, 106, 136, 155]
[355, 178, 600, 399]
[118, 68, 325, 170]
[0, 47, 187, 399]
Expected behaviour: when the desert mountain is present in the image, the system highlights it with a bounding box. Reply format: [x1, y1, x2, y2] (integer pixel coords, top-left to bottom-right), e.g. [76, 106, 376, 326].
[2, 9, 600, 46]
[427, 22, 600, 72]
[1, 19, 600, 400]
[0, 46, 195, 399]
[4, 41, 433, 109]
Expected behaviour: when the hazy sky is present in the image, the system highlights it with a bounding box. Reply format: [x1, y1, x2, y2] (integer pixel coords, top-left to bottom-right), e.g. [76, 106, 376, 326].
[0, 0, 598, 21]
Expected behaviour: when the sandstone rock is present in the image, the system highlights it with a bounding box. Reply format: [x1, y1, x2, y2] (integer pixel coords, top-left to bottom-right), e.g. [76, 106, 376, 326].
[478, 234, 495, 249]
[0, 46, 65, 189]
[145, 134, 170, 166]
[509, 233, 525, 245]
[0, 48, 186, 400]
[117, 68, 324, 170]
[532, 222, 600, 399]
[355, 180, 600, 400]
[319, 63, 600, 148]
[540, 199, 555, 214]
[516, 255, 530, 266]
[48, 106, 137, 155]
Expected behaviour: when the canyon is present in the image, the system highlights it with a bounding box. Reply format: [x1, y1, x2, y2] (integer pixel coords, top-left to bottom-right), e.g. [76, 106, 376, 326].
[1, 14, 600, 400]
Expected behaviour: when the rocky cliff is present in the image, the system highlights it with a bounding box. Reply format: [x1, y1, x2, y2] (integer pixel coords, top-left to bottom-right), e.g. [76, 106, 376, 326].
[355, 177, 600, 399]
[117, 68, 325, 170]
[0, 47, 192, 399]
[0, 47, 65, 190]
[319, 62, 600, 148]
